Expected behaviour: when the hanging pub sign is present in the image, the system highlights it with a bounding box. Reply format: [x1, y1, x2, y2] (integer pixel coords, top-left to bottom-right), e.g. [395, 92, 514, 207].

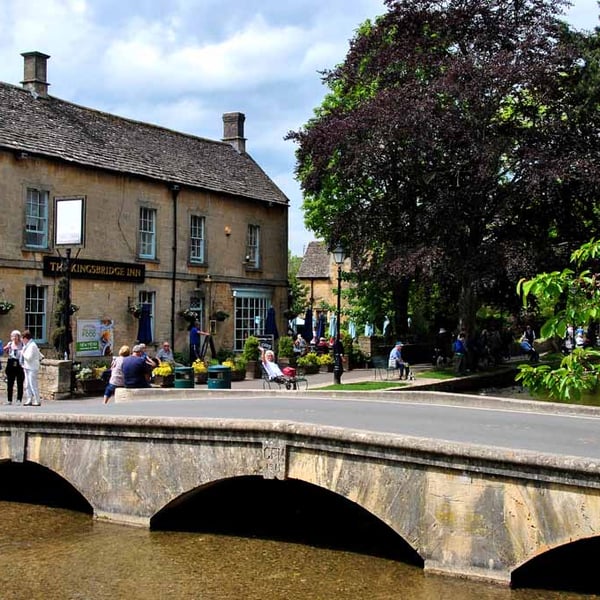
[43, 256, 145, 283]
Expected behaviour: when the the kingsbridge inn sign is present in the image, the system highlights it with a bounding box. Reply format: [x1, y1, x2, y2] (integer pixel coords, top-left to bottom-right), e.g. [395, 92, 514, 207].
[43, 257, 145, 283]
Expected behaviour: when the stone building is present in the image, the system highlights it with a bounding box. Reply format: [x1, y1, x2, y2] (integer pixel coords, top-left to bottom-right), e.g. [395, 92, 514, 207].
[296, 241, 350, 339]
[0, 51, 289, 360]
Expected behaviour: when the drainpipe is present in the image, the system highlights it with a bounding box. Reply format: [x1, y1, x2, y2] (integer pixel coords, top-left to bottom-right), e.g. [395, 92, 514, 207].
[169, 184, 180, 350]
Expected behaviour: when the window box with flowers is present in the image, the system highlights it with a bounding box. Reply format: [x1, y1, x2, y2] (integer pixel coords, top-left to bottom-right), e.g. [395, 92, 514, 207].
[152, 361, 174, 387]
[0, 300, 15, 315]
[192, 359, 208, 384]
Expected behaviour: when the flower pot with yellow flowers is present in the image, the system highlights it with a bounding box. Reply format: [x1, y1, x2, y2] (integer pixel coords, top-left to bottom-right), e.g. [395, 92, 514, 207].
[152, 361, 174, 387]
[192, 359, 208, 384]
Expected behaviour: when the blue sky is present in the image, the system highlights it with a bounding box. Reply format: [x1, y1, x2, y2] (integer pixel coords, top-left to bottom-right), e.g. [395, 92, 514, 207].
[0, 0, 597, 255]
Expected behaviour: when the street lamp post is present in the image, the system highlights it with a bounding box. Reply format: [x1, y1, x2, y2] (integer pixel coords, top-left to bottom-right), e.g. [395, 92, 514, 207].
[332, 245, 345, 385]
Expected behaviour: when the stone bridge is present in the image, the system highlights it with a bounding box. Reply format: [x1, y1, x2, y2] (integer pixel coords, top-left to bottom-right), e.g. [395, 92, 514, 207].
[0, 410, 599, 586]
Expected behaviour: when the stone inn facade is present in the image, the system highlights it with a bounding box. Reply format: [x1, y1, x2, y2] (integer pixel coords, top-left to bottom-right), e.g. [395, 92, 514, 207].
[0, 51, 289, 360]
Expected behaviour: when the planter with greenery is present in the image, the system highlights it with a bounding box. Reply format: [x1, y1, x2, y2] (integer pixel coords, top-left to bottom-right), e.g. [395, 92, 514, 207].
[243, 336, 262, 378]
[297, 352, 320, 375]
[317, 352, 335, 373]
[222, 357, 247, 381]
[277, 335, 294, 368]
[213, 310, 230, 322]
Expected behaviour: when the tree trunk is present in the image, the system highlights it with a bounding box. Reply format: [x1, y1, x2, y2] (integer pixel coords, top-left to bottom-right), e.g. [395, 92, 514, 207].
[458, 278, 478, 335]
[393, 277, 411, 338]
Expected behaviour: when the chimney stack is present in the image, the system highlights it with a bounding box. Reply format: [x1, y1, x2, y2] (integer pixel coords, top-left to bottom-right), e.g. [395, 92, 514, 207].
[21, 51, 50, 98]
[222, 112, 246, 154]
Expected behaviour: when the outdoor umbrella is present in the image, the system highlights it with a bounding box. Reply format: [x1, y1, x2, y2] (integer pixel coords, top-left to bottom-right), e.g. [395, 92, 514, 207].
[137, 303, 153, 344]
[328, 313, 337, 339]
[265, 306, 279, 340]
[315, 313, 326, 340]
[303, 308, 313, 344]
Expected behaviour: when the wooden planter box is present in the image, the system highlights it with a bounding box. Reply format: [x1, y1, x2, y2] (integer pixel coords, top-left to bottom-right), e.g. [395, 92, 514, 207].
[76, 379, 105, 395]
[153, 374, 174, 388]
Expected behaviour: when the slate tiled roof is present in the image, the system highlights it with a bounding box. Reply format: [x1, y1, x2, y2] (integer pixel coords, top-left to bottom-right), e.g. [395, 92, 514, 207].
[297, 241, 331, 279]
[0, 82, 288, 205]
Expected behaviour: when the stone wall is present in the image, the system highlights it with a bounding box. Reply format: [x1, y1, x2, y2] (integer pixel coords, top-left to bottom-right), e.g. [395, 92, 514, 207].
[39, 359, 72, 400]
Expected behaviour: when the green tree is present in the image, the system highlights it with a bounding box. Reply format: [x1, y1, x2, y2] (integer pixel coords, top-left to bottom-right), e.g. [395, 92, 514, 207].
[287, 0, 600, 335]
[517, 239, 600, 401]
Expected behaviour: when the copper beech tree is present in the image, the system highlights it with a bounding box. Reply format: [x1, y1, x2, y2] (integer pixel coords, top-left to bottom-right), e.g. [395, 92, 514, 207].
[288, 0, 600, 335]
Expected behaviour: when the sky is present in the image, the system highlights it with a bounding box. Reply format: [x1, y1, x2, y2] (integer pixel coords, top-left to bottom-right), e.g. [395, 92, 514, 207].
[0, 1, 598, 256]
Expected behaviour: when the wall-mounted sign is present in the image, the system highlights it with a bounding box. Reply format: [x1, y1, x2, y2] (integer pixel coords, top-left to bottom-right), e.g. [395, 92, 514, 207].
[76, 319, 114, 357]
[43, 256, 145, 283]
[55, 197, 85, 246]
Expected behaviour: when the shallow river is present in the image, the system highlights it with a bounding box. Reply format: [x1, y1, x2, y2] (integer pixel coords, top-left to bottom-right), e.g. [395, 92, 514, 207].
[0, 502, 596, 600]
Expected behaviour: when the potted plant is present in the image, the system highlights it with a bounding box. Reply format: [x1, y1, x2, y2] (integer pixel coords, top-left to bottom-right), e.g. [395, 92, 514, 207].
[297, 352, 320, 375]
[213, 310, 230, 322]
[317, 352, 335, 373]
[243, 336, 262, 378]
[0, 300, 15, 315]
[222, 357, 247, 381]
[152, 361, 174, 387]
[277, 335, 294, 368]
[192, 359, 208, 384]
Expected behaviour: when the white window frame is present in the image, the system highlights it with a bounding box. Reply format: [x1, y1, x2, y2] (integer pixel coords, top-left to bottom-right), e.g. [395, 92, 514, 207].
[25, 188, 49, 249]
[139, 206, 156, 259]
[233, 288, 271, 352]
[25, 285, 47, 342]
[190, 215, 206, 263]
[246, 224, 260, 268]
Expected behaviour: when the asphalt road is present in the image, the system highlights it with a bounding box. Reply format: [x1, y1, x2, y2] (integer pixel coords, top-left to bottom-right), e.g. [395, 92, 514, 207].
[3, 392, 600, 462]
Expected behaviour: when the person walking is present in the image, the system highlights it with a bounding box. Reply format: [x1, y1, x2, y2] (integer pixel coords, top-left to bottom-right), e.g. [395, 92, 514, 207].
[103, 345, 130, 404]
[20, 329, 43, 406]
[3, 330, 24, 405]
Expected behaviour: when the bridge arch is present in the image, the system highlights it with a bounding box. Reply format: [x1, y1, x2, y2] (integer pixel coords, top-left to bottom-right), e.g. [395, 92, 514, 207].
[0, 459, 92, 514]
[512, 535, 600, 593]
[151, 474, 423, 565]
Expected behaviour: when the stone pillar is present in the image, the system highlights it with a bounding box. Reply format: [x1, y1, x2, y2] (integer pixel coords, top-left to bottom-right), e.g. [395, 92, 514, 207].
[39, 359, 72, 400]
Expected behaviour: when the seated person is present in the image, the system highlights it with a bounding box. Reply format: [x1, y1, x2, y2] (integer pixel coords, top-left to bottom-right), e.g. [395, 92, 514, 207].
[260, 347, 298, 389]
[293, 334, 307, 356]
[122, 344, 158, 388]
[388, 341, 409, 379]
[156, 341, 174, 363]
[316, 337, 329, 355]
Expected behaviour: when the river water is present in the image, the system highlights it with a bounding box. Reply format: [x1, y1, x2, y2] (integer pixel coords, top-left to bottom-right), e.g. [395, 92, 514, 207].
[0, 502, 596, 600]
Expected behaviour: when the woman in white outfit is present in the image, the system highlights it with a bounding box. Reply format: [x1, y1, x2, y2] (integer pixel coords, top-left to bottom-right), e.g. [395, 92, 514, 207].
[20, 329, 43, 406]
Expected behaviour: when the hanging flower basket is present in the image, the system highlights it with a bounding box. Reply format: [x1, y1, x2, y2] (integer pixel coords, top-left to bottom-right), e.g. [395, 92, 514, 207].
[0, 301, 15, 315]
[128, 304, 142, 319]
[212, 311, 229, 322]
[178, 308, 199, 323]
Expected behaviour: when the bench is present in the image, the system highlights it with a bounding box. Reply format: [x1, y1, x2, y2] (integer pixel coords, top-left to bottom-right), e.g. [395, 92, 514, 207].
[261, 364, 309, 391]
[371, 356, 412, 381]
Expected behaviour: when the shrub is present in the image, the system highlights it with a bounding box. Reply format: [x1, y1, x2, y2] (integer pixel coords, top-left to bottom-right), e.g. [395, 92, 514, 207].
[278, 336, 294, 358]
[242, 336, 261, 361]
[297, 352, 319, 367]
[317, 353, 334, 366]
